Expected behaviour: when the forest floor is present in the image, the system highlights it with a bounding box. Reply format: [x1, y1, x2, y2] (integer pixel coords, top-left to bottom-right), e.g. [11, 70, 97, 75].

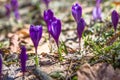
[0, 0, 120, 80]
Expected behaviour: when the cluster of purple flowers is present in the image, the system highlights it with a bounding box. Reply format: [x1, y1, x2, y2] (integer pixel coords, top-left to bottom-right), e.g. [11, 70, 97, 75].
[92, 0, 119, 32]
[0, 0, 119, 77]
[71, 3, 86, 42]
[5, 0, 20, 20]
[43, 9, 61, 47]
[29, 9, 61, 58]
[20, 5, 119, 77]
[20, 1, 120, 77]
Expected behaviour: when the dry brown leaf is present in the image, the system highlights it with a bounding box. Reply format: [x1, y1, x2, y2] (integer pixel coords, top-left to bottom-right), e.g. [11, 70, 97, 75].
[77, 63, 120, 80]
[113, 1, 120, 6]
[9, 34, 20, 53]
[17, 28, 29, 38]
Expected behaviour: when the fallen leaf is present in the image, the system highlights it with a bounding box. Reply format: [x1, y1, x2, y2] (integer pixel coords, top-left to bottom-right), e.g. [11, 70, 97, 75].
[9, 34, 20, 53]
[17, 28, 29, 38]
[77, 63, 119, 80]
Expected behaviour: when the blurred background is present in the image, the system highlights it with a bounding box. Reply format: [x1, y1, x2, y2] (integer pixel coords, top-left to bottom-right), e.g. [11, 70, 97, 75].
[0, 0, 119, 47]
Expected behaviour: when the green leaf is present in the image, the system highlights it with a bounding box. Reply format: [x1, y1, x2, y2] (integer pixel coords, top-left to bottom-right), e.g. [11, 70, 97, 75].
[34, 55, 39, 67]
[72, 76, 77, 80]
[61, 41, 68, 54]
[58, 46, 63, 61]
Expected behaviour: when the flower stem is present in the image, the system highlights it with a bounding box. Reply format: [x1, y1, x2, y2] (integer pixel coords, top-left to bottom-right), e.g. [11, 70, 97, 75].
[34, 48, 39, 67]
[57, 43, 59, 50]
[57, 42, 63, 61]
[22, 72, 25, 80]
[49, 34, 52, 53]
[79, 38, 81, 54]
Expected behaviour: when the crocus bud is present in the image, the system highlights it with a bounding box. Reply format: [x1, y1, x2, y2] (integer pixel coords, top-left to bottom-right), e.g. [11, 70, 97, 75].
[29, 25, 43, 50]
[111, 10, 119, 32]
[92, 7, 102, 20]
[44, 9, 57, 34]
[44, 9, 54, 25]
[14, 10, 20, 20]
[72, 3, 82, 23]
[20, 46, 27, 73]
[92, 0, 102, 20]
[0, 54, 2, 76]
[4, 4, 11, 18]
[77, 18, 85, 40]
[43, 0, 51, 9]
[49, 18, 61, 47]
[11, 0, 19, 11]
[11, 0, 20, 20]
[96, 0, 101, 7]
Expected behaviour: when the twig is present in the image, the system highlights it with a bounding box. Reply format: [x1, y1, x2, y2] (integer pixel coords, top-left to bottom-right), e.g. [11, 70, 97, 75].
[65, 59, 73, 80]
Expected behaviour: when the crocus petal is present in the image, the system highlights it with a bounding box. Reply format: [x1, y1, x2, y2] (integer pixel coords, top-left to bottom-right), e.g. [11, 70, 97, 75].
[4, 4, 11, 18]
[49, 18, 61, 46]
[20, 46, 27, 72]
[93, 0, 102, 21]
[72, 3, 82, 23]
[0, 54, 2, 75]
[111, 10, 119, 31]
[77, 18, 86, 39]
[14, 10, 20, 20]
[92, 6, 102, 20]
[47, 17, 56, 32]
[11, 0, 19, 11]
[29, 25, 43, 49]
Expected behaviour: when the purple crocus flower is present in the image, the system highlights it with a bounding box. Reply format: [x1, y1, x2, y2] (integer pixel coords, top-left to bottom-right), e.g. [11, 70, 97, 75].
[44, 9, 56, 33]
[0, 54, 2, 76]
[92, 7, 102, 20]
[111, 10, 119, 32]
[77, 18, 86, 40]
[72, 3, 82, 23]
[77, 18, 85, 52]
[10, 0, 19, 11]
[96, 0, 101, 6]
[92, 0, 102, 20]
[14, 10, 20, 20]
[20, 46, 27, 73]
[44, 9, 54, 25]
[43, 0, 51, 9]
[49, 18, 61, 47]
[4, 4, 11, 18]
[29, 25, 43, 53]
